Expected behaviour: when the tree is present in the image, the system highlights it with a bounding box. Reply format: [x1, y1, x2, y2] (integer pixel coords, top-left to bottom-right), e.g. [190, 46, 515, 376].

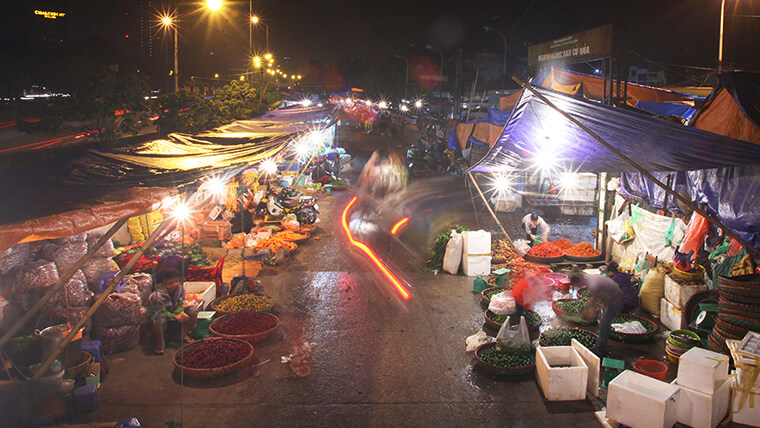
[214, 80, 259, 121]
[69, 71, 150, 142]
[153, 90, 225, 136]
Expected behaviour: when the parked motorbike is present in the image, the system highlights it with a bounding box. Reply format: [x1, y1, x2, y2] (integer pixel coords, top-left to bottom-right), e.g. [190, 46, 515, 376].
[254, 186, 319, 224]
[406, 146, 446, 178]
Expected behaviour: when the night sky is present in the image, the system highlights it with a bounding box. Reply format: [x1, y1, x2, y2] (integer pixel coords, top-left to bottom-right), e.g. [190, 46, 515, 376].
[1, 0, 759, 90]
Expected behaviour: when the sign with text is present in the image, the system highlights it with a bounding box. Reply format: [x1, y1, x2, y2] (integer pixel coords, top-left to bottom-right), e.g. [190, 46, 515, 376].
[35, 10, 66, 19]
[528, 25, 613, 68]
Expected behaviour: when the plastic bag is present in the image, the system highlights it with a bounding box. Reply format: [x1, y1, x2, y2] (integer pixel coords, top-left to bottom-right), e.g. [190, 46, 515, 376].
[677, 212, 709, 263]
[1, 260, 60, 293]
[41, 242, 88, 274]
[86, 232, 116, 258]
[51, 270, 93, 307]
[664, 218, 676, 248]
[465, 330, 489, 352]
[495, 316, 531, 354]
[488, 291, 516, 315]
[606, 212, 632, 244]
[95, 325, 140, 353]
[513, 239, 530, 257]
[281, 214, 300, 232]
[611, 321, 647, 334]
[92, 292, 142, 328]
[442, 230, 463, 274]
[0, 243, 31, 276]
[82, 258, 119, 291]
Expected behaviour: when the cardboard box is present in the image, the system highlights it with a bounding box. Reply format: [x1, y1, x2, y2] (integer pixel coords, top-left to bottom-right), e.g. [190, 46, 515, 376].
[660, 298, 687, 331]
[462, 230, 491, 255]
[672, 378, 730, 428]
[536, 345, 589, 401]
[184, 281, 216, 310]
[607, 370, 681, 428]
[677, 347, 729, 395]
[462, 255, 490, 276]
[664, 275, 708, 310]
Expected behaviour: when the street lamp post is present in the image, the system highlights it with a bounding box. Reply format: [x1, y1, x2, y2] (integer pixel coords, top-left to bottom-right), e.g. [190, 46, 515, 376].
[718, 0, 727, 73]
[395, 54, 409, 99]
[161, 16, 179, 92]
[426, 45, 444, 89]
[483, 26, 508, 75]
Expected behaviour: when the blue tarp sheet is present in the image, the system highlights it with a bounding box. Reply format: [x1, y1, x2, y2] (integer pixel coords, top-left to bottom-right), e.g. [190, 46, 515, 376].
[471, 86, 760, 248]
[470, 87, 760, 173]
[486, 109, 512, 126]
[634, 101, 697, 122]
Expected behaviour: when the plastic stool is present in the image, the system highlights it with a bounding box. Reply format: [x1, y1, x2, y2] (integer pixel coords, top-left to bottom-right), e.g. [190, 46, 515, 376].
[73, 385, 99, 415]
[602, 357, 625, 388]
[81, 340, 104, 363]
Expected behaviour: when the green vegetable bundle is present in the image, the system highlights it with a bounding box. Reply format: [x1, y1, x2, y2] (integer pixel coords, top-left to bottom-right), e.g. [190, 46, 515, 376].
[426, 225, 469, 270]
[479, 350, 534, 368]
[539, 327, 597, 349]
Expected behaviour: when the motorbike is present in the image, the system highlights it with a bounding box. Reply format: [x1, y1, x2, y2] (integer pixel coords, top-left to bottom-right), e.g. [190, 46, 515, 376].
[254, 186, 319, 224]
[406, 146, 447, 178]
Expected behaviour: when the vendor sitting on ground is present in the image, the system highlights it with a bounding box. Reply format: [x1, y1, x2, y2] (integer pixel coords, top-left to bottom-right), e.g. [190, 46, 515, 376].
[604, 261, 638, 312]
[148, 268, 198, 355]
[570, 272, 624, 358]
[311, 159, 333, 185]
[522, 212, 550, 245]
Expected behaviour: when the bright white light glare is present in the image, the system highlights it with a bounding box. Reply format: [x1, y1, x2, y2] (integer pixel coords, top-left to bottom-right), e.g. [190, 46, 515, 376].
[259, 159, 277, 175]
[365, 100, 372, 106]
[317, 103, 323, 107]
[492, 174, 512, 193]
[378, 101, 388, 109]
[339, 99, 345, 104]
[414, 100, 423, 108]
[206, 177, 226, 197]
[301, 99, 312, 106]
[308, 131, 324, 146]
[559, 172, 579, 190]
[206, 0, 222, 11]
[400, 104, 409, 112]
[295, 141, 311, 158]
[533, 151, 557, 172]
[171, 202, 192, 222]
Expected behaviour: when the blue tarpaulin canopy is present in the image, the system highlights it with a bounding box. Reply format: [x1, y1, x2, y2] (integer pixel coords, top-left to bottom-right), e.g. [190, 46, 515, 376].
[470, 87, 760, 174]
[634, 101, 697, 122]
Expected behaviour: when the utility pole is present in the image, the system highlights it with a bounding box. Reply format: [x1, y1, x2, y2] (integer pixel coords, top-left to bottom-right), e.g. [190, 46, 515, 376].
[173, 24, 179, 92]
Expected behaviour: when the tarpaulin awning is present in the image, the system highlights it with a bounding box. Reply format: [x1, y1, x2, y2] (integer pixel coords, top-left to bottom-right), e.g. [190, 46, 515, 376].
[499, 91, 523, 111]
[0, 187, 175, 253]
[691, 72, 760, 145]
[538, 68, 693, 106]
[470, 86, 760, 174]
[486, 109, 512, 127]
[634, 101, 697, 122]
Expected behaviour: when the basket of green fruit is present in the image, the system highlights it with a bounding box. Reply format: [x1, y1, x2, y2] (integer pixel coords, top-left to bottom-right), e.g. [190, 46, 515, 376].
[552, 298, 599, 325]
[539, 327, 598, 349]
[474, 342, 536, 377]
[480, 287, 513, 305]
[609, 314, 658, 343]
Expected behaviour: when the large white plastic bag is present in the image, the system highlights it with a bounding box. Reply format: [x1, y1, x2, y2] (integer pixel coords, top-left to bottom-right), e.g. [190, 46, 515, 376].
[442, 230, 464, 274]
[495, 315, 531, 354]
[488, 291, 516, 315]
[465, 330, 489, 352]
[513, 239, 530, 257]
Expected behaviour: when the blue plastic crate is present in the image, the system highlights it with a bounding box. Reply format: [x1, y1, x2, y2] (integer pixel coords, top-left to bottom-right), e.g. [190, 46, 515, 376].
[81, 340, 104, 363]
[73, 385, 99, 415]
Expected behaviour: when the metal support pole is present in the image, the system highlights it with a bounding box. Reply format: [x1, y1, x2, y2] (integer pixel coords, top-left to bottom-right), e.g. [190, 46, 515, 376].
[719, 0, 727, 73]
[513, 75, 760, 256]
[173, 26, 179, 92]
[467, 172, 516, 253]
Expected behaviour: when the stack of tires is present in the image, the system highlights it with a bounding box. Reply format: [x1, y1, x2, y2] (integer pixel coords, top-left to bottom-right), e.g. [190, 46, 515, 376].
[708, 274, 760, 355]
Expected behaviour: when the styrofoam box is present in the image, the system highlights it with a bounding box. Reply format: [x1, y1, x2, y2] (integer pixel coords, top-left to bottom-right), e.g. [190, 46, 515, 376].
[462, 230, 491, 255]
[664, 275, 708, 310]
[462, 255, 491, 277]
[184, 281, 216, 310]
[672, 378, 730, 428]
[677, 347, 729, 395]
[731, 380, 760, 427]
[536, 345, 589, 401]
[571, 338, 600, 397]
[660, 298, 687, 331]
[607, 370, 681, 428]
[492, 198, 516, 213]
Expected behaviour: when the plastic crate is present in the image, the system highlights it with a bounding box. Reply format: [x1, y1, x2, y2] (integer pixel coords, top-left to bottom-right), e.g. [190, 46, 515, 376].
[73, 385, 99, 415]
[85, 362, 101, 388]
[81, 340, 104, 363]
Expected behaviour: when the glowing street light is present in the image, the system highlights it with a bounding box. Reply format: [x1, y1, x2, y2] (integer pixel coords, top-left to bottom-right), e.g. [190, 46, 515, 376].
[297, 75, 302, 80]
[240, 75, 245, 81]
[159, 14, 179, 92]
[171, 201, 192, 223]
[491, 174, 513, 194]
[259, 159, 278, 175]
[400, 104, 409, 112]
[558, 172, 579, 190]
[206, 0, 222, 11]
[264, 53, 272, 60]
[251, 15, 259, 24]
[214, 73, 219, 78]
[161, 16, 172, 26]
[251, 16, 270, 51]
[378, 101, 388, 109]
[414, 99, 423, 109]
[365, 100, 372, 106]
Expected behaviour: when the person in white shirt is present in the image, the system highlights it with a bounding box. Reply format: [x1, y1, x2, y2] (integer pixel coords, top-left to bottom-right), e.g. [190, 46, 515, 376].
[522, 212, 550, 244]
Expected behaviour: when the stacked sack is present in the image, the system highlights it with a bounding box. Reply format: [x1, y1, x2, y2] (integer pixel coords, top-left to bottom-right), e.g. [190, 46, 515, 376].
[709, 273, 760, 355]
[92, 272, 152, 353]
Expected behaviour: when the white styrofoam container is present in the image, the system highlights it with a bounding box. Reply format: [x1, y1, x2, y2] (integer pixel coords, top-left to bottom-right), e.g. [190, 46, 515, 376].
[536, 345, 589, 401]
[731, 380, 760, 427]
[664, 275, 708, 310]
[461, 230, 491, 255]
[492, 198, 516, 213]
[462, 255, 491, 276]
[184, 281, 216, 310]
[660, 298, 687, 331]
[677, 347, 730, 395]
[571, 338, 600, 397]
[672, 378, 730, 428]
[607, 370, 681, 428]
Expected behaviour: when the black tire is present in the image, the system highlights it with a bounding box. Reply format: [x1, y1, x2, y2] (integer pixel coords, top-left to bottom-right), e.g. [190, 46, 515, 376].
[297, 207, 317, 224]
